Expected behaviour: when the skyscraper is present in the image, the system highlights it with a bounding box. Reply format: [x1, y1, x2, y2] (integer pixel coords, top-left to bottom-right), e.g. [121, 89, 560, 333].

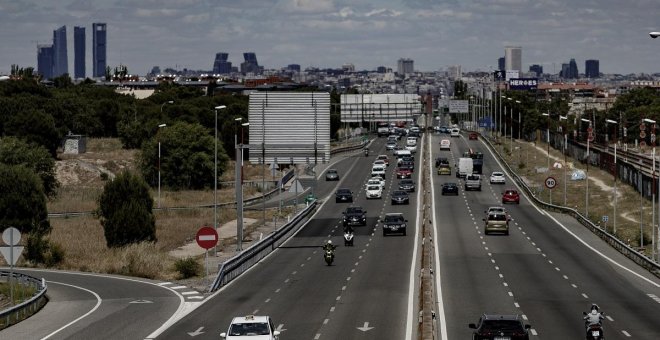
[212, 53, 232, 74]
[74, 26, 86, 79]
[93, 23, 107, 78]
[498, 57, 505, 71]
[568, 58, 579, 78]
[37, 44, 54, 79]
[585, 59, 599, 78]
[529, 64, 543, 77]
[53, 26, 68, 77]
[397, 58, 414, 75]
[504, 46, 522, 75]
[241, 52, 260, 74]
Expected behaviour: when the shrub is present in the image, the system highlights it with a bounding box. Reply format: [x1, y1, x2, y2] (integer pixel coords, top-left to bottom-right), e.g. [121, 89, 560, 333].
[174, 257, 201, 279]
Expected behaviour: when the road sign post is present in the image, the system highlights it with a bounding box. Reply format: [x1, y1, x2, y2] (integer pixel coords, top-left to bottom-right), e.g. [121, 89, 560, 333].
[1, 227, 23, 306]
[545, 176, 557, 205]
[196, 226, 219, 279]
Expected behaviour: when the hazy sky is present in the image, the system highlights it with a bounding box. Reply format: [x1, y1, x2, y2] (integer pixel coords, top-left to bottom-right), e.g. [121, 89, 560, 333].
[1, 0, 659, 76]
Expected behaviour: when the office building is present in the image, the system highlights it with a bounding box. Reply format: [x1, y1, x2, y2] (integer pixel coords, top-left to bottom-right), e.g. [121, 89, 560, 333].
[212, 52, 232, 74]
[585, 59, 599, 78]
[498, 57, 505, 71]
[240, 52, 260, 74]
[37, 44, 54, 79]
[376, 66, 387, 73]
[397, 58, 414, 75]
[287, 64, 301, 72]
[74, 26, 86, 79]
[560, 63, 570, 78]
[504, 46, 522, 74]
[93, 23, 107, 78]
[529, 64, 543, 77]
[567, 58, 579, 79]
[53, 26, 68, 77]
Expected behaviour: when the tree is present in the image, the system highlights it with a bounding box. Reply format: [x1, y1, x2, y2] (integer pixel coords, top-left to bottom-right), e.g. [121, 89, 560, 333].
[97, 171, 156, 248]
[4, 109, 61, 157]
[0, 164, 50, 235]
[139, 122, 228, 190]
[0, 137, 58, 197]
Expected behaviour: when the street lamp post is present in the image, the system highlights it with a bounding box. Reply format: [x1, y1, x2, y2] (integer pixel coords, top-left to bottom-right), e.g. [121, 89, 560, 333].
[213, 105, 226, 255]
[642, 118, 656, 249]
[542, 112, 550, 170]
[157, 123, 167, 208]
[581, 118, 591, 218]
[161, 100, 174, 113]
[560, 115, 568, 206]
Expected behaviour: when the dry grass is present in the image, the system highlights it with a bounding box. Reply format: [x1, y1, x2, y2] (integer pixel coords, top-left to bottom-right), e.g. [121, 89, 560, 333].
[499, 138, 656, 255]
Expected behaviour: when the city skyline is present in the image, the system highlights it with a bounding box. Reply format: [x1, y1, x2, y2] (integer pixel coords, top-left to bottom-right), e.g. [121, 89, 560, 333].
[1, 0, 659, 76]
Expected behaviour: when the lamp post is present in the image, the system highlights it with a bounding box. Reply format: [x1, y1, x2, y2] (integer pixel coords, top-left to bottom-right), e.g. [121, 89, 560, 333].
[161, 100, 174, 113]
[642, 118, 656, 250]
[213, 105, 226, 255]
[560, 115, 568, 206]
[581, 118, 591, 218]
[542, 112, 550, 170]
[157, 123, 167, 208]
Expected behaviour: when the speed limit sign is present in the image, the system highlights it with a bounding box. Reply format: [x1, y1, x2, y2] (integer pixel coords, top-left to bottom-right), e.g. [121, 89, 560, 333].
[545, 176, 557, 189]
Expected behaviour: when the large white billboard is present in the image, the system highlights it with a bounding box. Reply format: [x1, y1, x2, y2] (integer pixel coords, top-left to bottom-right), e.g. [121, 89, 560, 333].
[248, 92, 330, 165]
[340, 94, 421, 122]
[448, 100, 469, 113]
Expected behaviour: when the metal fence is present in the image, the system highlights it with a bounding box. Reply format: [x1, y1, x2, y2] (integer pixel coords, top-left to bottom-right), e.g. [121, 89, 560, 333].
[210, 200, 318, 292]
[0, 271, 48, 329]
[483, 136, 660, 278]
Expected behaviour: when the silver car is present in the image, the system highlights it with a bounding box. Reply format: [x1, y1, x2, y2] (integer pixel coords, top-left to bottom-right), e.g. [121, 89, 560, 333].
[325, 169, 339, 181]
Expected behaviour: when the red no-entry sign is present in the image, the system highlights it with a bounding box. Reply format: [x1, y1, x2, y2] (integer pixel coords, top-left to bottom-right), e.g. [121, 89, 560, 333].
[196, 226, 218, 250]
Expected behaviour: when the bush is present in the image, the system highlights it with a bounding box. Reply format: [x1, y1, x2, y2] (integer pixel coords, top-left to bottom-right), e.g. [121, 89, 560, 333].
[45, 242, 65, 267]
[25, 234, 64, 267]
[98, 171, 156, 248]
[174, 257, 201, 279]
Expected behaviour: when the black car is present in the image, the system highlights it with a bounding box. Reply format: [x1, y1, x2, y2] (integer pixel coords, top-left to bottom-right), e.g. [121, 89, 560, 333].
[391, 190, 410, 205]
[398, 179, 416, 192]
[469, 314, 531, 340]
[441, 182, 459, 195]
[335, 188, 353, 203]
[342, 206, 367, 226]
[381, 213, 407, 236]
[435, 157, 449, 167]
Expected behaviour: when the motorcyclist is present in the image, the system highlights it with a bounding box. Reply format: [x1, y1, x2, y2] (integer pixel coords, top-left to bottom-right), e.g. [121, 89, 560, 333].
[322, 240, 336, 252]
[364, 147, 369, 156]
[583, 304, 604, 335]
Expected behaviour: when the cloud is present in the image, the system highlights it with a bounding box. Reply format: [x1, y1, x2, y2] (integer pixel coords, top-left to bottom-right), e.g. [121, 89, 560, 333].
[365, 8, 403, 17]
[280, 0, 335, 13]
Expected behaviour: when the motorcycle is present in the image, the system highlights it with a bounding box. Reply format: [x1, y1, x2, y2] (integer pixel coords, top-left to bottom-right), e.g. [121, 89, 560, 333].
[324, 248, 335, 265]
[364, 148, 369, 157]
[583, 312, 605, 340]
[343, 231, 354, 246]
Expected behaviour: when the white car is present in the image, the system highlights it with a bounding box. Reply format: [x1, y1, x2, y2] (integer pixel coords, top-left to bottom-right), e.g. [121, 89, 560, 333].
[406, 136, 417, 146]
[405, 144, 417, 153]
[366, 185, 383, 199]
[450, 128, 460, 137]
[440, 139, 451, 150]
[490, 171, 506, 184]
[372, 160, 387, 168]
[366, 178, 385, 190]
[220, 315, 280, 339]
[371, 165, 386, 179]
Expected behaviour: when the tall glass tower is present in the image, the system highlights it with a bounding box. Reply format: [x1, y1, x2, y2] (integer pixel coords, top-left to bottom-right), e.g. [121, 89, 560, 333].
[37, 44, 54, 79]
[93, 23, 107, 78]
[53, 26, 68, 77]
[74, 26, 86, 79]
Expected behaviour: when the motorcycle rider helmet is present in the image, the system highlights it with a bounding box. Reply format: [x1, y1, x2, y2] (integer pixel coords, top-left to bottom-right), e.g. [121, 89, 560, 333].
[327, 240, 332, 244]
[590, 303, 599, 312]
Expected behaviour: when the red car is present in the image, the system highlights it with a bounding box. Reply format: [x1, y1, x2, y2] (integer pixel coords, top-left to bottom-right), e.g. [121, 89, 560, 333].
[469, 132, 478, 140]
[396, 166, 413, 179]
[502, 189, 520, 204]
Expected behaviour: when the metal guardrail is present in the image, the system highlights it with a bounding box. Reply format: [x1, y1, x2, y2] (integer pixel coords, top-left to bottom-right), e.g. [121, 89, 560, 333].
[0, 271, 48, 329]
[210, 200, 318, 292]
[482, 135, 660, 278]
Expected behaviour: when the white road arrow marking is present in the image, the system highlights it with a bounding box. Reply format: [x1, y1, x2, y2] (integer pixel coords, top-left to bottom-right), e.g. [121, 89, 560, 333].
[276, 324, 287, 332]
[188, 327, 204, 337]
[357, 322, 374, 332]
[129, 300, 153, 304]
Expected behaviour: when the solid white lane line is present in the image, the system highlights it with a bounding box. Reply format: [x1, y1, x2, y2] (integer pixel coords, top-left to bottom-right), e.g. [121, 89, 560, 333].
[41, 281, 102, 340]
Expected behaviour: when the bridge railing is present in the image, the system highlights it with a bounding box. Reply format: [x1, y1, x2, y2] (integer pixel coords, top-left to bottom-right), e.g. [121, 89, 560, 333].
[0, 271, 48, 330]
[210, 200, 318, 292]
[482, 135, 660, 278]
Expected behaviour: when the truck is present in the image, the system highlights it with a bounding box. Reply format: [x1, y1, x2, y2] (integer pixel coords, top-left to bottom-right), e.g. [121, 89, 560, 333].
[456, 157, 473, 178]
[377, 122, 390, 137]
[471, 152, 484, 174]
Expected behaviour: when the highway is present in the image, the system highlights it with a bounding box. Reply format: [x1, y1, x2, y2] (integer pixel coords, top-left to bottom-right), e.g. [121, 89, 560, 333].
[430, 127, 660, 339]
[157, 137, 422, 339]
